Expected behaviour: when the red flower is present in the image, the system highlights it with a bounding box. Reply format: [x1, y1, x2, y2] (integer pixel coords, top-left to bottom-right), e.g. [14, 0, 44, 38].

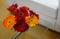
[12, 9, 19, 15]
[16, 16, 25, 24]
[13, 21, 29, 32]
[19, 6, 29, 17]
[29, 10, 39, 19]
[19, 6, 29, 13]
[14, 6, 29, 23]
[7, 3, 18, 14]
[14, 10, 28, 24]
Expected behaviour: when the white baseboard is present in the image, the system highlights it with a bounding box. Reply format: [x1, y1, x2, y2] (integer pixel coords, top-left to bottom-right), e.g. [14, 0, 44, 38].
[55, 24, 60, 32]
[39, 18, 55, 31]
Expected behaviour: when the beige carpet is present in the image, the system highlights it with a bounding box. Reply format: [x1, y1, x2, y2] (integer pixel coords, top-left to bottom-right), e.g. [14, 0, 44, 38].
[0, 0, 60, 39]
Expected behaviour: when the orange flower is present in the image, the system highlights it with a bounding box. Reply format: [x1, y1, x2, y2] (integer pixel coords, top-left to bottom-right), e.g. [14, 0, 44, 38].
[2, 15, 16, 29]
[25, 15, 39, 27]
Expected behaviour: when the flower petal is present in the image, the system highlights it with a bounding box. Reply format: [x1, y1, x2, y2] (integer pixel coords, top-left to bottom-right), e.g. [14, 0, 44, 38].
[13, 22, 29, 32]
[2, 15, 16, 29]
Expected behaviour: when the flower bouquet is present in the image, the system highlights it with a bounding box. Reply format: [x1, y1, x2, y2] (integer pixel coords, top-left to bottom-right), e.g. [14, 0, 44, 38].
[2, 3, 39, 39]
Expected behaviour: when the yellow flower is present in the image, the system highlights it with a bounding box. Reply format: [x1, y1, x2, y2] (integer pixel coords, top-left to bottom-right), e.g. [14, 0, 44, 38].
[25, 15, 38, 27]
[2, 15, 16, 29]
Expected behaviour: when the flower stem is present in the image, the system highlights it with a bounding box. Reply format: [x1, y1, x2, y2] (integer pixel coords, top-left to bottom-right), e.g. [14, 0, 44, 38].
[12, 32, 21, 39]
